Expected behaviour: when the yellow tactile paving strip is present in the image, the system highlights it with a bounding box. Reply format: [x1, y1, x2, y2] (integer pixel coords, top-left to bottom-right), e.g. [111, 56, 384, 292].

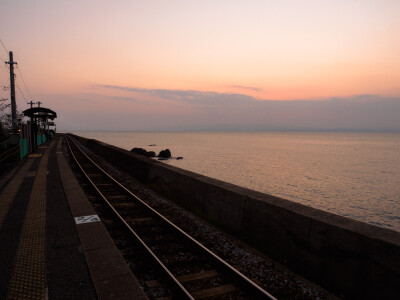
[0, 160, 34, 230]
[26, 171, 37, 177]
[7, 143, 53, 300]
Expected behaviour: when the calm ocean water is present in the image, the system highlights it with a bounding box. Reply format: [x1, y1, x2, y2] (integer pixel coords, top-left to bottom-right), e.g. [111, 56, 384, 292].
[72, 131, 400, 232]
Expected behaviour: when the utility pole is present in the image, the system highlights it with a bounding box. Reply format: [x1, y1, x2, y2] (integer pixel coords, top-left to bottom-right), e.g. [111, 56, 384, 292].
[5, 51, 17, 133]
[36, 101, 42, 132]
[27, 100, 35, 109]
[27, 101, 36, 150]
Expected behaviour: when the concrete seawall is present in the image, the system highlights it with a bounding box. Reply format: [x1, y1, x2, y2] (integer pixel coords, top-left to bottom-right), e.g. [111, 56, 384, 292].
[74, 135, 400, 299]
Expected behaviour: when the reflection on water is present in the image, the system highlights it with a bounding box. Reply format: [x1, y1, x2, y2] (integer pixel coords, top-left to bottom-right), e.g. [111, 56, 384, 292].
[73, 131, 400, 232]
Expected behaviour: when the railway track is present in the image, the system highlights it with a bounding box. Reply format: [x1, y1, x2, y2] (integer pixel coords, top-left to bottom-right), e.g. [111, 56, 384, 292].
[66, 135, 277, 300]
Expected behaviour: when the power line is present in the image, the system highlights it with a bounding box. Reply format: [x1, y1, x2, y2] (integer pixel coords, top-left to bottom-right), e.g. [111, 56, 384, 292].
[16, 83, 27, 102]
[0, 40, 9, 77]
[16, 65, 33, 100]
[0, 62, 8, 73]
[0, 39, 9, 55]
[0, 47, 6, 63]
[0, 39, 9, 71]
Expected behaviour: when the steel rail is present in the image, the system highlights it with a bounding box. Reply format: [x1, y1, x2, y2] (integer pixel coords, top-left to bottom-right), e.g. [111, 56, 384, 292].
[66, 135, 194, 299]
[66, 134, 277, 300]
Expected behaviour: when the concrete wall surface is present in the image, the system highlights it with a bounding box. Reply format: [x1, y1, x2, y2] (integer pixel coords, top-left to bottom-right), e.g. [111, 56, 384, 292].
[74, 135, 400, 299]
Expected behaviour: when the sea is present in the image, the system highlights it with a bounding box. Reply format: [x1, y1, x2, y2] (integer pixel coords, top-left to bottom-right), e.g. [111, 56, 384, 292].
[71, 131, 400, 232]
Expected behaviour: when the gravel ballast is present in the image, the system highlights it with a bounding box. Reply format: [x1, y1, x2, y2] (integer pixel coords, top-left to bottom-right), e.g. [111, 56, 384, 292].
[65, 138, 340, 300]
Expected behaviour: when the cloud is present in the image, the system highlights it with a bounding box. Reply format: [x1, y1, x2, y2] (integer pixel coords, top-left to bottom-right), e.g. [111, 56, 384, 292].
[107, 95, 141, 103]
[97, 84, 256, 105]
[228, 85, 263, 92]
[67, 84, 400, 132]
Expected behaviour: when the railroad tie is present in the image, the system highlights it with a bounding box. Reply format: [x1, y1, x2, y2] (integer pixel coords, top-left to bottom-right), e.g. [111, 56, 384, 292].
[176, 270, 219, 283]
[112, 202, 137, 208]
[191, 284, 237, 299]
[107, 195, 127, 200]
[87, 173, 103, 177]
[125, 217, 153, 224]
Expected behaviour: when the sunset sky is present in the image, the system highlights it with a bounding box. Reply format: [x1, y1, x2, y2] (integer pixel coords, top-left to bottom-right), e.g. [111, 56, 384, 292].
[1, 0, 400, 131]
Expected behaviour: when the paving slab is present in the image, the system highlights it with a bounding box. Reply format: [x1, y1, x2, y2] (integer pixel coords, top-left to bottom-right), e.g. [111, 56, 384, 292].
[57, 135, 148, 300]
[0, 135, 147, 299]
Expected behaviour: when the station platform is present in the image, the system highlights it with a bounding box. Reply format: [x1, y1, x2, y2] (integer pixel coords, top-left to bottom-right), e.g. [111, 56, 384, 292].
[0, 135, 147, 300]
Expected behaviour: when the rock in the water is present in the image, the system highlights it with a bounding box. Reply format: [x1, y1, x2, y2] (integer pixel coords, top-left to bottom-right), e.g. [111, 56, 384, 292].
[130, 147, 156, 157]
[158, 149, 171, 158]
[130, 147, 146, 155]
[176, 157, 183, 160]
[147, 151, 156, 157]
[148, 144, 157, 146]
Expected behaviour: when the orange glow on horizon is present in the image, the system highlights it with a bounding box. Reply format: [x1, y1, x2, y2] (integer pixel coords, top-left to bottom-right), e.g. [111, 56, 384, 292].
[1, 0, 399, 133]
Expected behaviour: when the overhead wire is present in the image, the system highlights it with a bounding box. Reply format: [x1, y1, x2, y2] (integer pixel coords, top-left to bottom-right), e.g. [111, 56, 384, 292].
[0, 39, 12, 124]
[0, 39, 9, 74]
[0, 41, 9, 90]
[16, 65, 33, 100]
[0, 62, 8, 73]
[16, 83, 28, 102]
[0, 64, 8, 94]
[0, 39, 9, 71]
[0, 39, 9, 55]
[0, 40, 9, 94]
[0, 39, 35, 107]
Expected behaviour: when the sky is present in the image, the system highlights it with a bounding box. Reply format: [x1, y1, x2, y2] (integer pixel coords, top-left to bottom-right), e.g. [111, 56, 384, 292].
[0, 0, 399, 131]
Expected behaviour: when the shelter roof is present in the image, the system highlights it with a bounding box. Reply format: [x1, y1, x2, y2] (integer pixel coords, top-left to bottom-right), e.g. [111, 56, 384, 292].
[23, 107, 57, 120]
